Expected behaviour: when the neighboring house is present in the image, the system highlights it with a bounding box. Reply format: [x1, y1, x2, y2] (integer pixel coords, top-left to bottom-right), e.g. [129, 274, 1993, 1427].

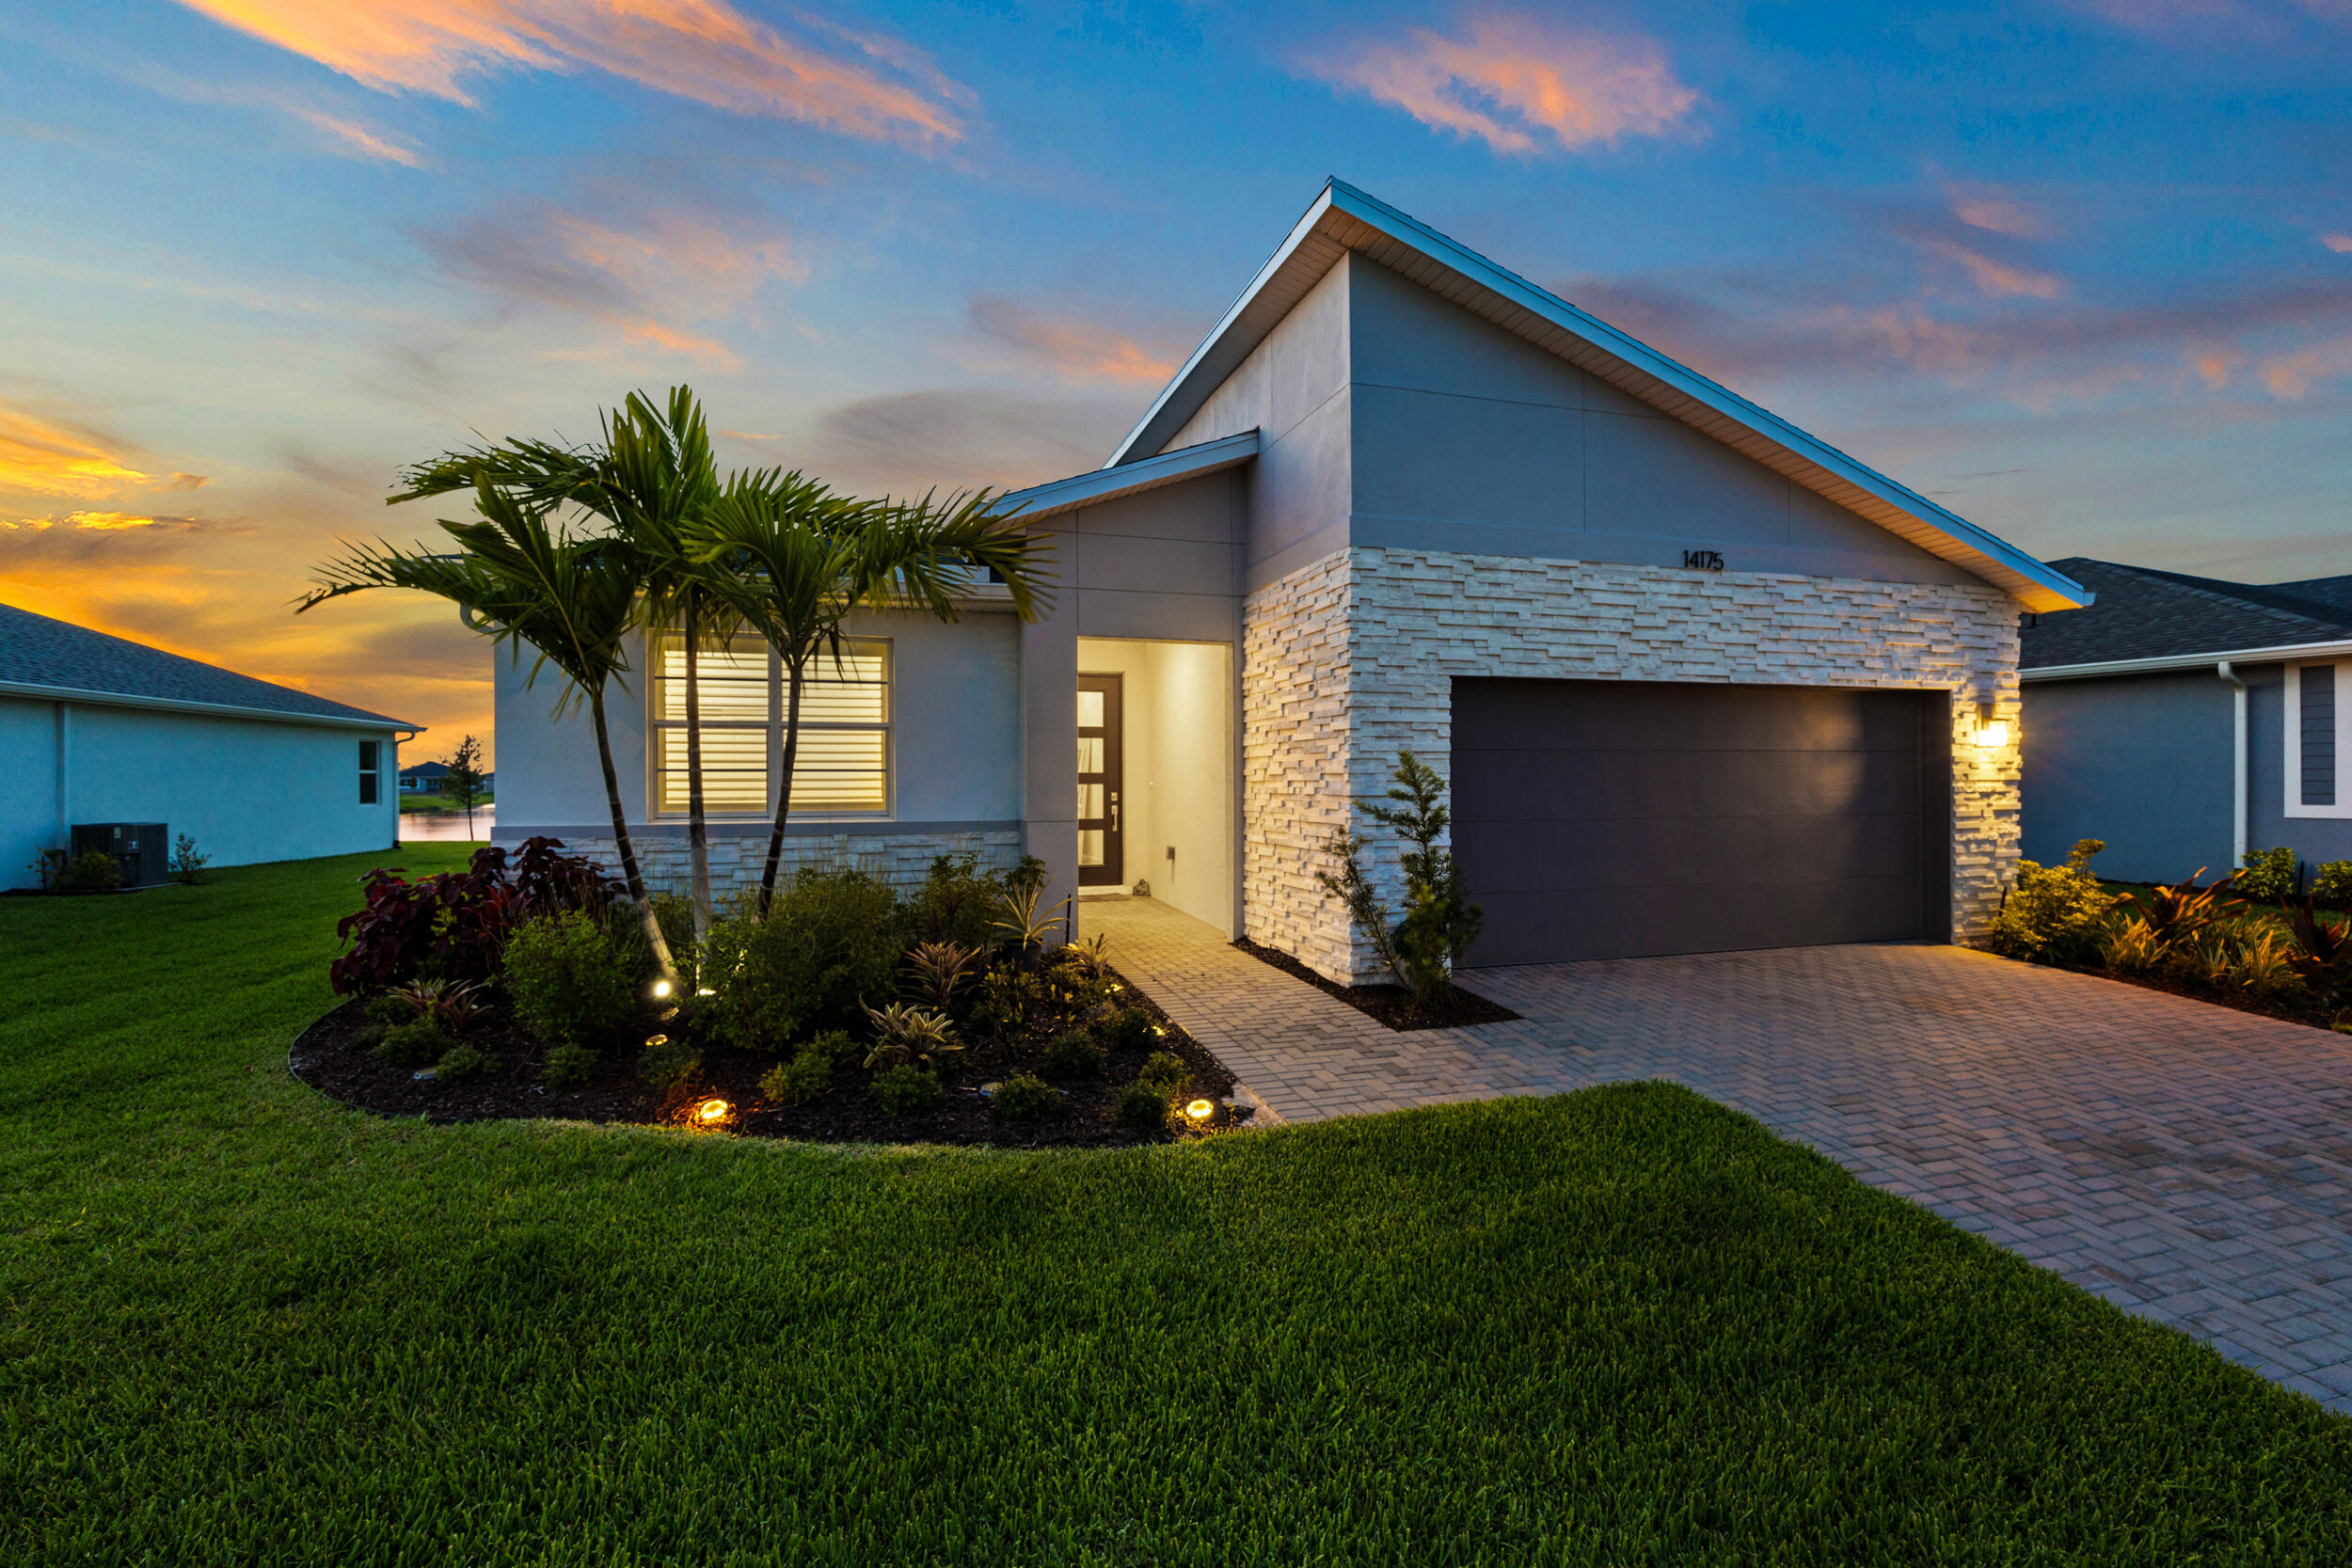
[400, 761, 449, 794]
[2021, 559, 2352, 884]
[497, 181, 2089, 979]
[0, 601, 416, 888]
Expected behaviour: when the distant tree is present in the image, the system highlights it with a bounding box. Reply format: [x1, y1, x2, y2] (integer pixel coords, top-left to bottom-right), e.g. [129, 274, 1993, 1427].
[444, 735, 487, 838]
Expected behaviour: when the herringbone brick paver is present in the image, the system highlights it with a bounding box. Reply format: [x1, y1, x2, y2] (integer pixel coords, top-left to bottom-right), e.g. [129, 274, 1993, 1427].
[1083, 895, 2352, 1413]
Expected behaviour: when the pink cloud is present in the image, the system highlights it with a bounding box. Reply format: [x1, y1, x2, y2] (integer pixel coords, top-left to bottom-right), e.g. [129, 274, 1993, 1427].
[2324, 233, 2352, 254]
[291, 106, 429, 166]
[1306, 11, 1699, 155]
[174, 0, 969, 147]
[1914, 235, 2066, 300]
[967, 295, 1181, 385]
[1946, 185, 2051, 240]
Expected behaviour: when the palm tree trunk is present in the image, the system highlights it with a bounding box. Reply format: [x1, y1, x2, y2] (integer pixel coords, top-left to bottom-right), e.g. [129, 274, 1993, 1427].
[684, 603, 713, 943]
[758, 658, 804, 916]
[590, 684, 678, 982]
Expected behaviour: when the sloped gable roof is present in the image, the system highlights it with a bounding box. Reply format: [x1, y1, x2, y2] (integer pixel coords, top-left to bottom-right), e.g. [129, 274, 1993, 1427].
[0, 601, 414, 729]
[2022, 560, 2352, 670]
[1110, 180, 2090, 613]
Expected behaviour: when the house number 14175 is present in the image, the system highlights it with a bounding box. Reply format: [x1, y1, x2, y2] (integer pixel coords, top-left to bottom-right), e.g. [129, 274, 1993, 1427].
[1683, 549, 1724, 571]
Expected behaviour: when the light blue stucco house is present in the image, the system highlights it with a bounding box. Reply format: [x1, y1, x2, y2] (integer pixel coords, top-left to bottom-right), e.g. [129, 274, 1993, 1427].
[2022, 559, 2352, 884]
[0, 601, 416, 888]
[496, 181, 2090, 979]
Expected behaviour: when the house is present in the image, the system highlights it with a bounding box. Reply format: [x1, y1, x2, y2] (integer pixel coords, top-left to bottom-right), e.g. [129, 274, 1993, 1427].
[400, 761, 449, 794]
[2020, 559, 2352, 884]
[0, 601, 416, 888]
[496, 181, 2089, 979]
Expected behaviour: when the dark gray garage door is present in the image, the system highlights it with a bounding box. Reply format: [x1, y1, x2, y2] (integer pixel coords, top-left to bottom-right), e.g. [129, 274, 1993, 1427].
[1452, 679, 1950, 965]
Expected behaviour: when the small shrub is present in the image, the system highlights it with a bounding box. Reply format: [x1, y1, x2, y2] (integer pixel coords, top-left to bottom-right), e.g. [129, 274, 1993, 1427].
[2101, 915, 2166, 975]
[2232, 928, 2306, 999]
[639, 1032, 702, 1091]
[329, 837, 622, 996]
[1136, 1051, 1188, 1097]
[352, 1021, 387, 1053]
[701, 869, 905, 1050]
[1041, 1029, 1105, 1081]
[862, 1002, 962, 1074]
[504, 911, 634, 1048]
[2236, 847, 2298, 903]
[32, 847, 122, 894]
[904, 941, 982, 1012]
[992, 1071, 1059, 1121]
[2313, 861, 2352, 909]
[364, 994, 413, 1026]
[974, 967, 1051, 1035]
[389, 976, 490, 1033]
[434, 1042, 494, 1084]
[907, 855, 1013, 950]
[869, 1064, 945, 1117]
[1100, 1007, 1158, 1052]
[542, 1041, 598, 1089]
[167, 834, 210, 886]
[1113, 1082, 1170, 1134]
[1318, 751, 1484, 1006]
[1985, 839, 2120, 965]
[375, 1017, 450, 1068]
[759, 1049, 833, 1106]
[801, 1029, 856, 1069]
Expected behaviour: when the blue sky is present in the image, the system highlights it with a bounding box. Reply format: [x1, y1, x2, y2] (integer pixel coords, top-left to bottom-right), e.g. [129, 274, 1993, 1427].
[2, 0, 2347, 753]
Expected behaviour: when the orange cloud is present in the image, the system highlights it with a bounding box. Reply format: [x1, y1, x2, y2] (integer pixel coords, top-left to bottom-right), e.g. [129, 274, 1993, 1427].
[175, 0, 969, 147]
[2324, 233, 2352, 254]
[293, 107, 429, 166]
[1947, 185, 2050, 240]
[968, 296, 1181, 385]
[1307, 11, 1698, 154]
[0, 406, 150, 498]
[2258, 333, 2352, 398]
[1915, 235, 2066, 299]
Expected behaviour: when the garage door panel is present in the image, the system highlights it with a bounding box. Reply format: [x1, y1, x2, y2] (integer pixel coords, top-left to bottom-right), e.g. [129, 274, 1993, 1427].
[1453, 678, 1947, 963]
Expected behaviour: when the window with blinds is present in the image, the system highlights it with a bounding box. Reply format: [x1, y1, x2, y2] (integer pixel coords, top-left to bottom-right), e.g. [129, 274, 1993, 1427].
[2288, 661, 2350, 820]
[649, 634, 891, 816]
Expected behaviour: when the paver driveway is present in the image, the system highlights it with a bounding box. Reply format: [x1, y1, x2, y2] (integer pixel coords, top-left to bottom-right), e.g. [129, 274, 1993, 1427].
[1083, 895, 2352, 1411]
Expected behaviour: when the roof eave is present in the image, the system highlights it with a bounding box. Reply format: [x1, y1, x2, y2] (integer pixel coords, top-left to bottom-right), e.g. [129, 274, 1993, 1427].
[1110, 180, 2090, 615]
[0, 678, 420, 733]
[2022, 639, 2352, 681]
[1004, 429, 1261, 524]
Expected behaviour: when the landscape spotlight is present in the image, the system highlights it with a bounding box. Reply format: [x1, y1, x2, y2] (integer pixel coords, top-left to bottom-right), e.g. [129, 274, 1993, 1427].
[1184, 1099, 1214, 1122]
[652, 978, 674, 1000]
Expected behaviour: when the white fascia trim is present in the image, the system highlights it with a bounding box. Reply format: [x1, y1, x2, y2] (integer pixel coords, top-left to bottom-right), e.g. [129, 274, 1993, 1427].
[1001, 429, 1261, 523]
[0, 678, 420, 736]
[2021, 640, 2352, 682]
[1107, 179, 2090, 613]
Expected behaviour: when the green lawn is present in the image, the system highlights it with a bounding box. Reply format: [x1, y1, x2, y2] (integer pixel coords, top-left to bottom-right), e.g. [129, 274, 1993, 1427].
[4, 853, 2349, 1564]
[397, 792, 493, 814]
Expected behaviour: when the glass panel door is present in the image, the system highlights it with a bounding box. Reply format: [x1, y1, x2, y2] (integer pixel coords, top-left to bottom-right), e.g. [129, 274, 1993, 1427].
[1076, 673, 1122, 886]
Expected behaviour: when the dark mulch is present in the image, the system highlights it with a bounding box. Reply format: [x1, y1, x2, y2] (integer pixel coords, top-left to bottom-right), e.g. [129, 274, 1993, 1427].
[1232, 937, 1518, 1032]
[2040, 958, 2352, 1034]
[290, 964, 1244, 1148]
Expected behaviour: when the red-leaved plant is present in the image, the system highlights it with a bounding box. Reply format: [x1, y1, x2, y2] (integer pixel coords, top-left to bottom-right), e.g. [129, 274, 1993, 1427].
[330, 838, 624, 995]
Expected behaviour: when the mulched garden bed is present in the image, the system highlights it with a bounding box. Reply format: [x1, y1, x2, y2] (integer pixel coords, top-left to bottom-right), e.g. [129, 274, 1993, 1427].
[2031, 957, 2352, 1034]
[1232, 937, 1519, 1031]
[290, 964, 1245, 1148]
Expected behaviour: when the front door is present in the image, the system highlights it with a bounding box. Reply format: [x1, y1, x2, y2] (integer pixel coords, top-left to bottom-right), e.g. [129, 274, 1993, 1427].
[1077, 673, 1123, 887]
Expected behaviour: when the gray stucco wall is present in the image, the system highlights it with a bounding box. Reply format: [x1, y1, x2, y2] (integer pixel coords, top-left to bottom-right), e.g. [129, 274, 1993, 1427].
[1, 693, 400, 888]
[2021, 672, 2234, 882]
[2247, 662, 2352, 870]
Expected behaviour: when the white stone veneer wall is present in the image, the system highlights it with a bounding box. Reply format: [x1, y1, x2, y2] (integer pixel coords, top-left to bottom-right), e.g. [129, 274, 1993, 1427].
[1242, 546, 2024, 983]
[502, 829, 1023, 902]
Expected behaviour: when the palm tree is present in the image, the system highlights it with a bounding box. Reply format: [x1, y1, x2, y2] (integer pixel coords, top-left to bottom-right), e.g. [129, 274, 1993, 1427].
[392, 388, 733, 942]
[297, 481, 681, 985]
[687, 473, 1054, 912]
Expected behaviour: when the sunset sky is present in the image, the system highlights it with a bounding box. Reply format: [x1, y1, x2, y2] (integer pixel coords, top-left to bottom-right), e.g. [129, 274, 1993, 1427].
[3, 1, 2348, 763]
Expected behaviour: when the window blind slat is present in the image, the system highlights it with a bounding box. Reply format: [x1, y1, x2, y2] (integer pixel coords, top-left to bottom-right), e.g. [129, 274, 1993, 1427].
[2303, 664, 2337, 808]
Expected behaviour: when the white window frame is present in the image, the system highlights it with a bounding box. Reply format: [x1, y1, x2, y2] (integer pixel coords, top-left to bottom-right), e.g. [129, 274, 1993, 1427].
[646, 631, 895, 821]
[2284, 660, 2352, 819]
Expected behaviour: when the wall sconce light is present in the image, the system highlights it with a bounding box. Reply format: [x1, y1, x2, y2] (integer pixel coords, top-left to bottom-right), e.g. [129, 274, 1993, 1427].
[1972, 702, 2010, 752]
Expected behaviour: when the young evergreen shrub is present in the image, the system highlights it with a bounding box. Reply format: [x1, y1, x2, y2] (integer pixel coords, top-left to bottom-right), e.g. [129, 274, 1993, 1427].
[1113, 1081, 1169, 1133]
[869, 1064, 945, 1116]
[365, 994, 412, 1026]
[702, 870, 904, 1049]
[542, 1041, 598, 1090]
[638, 1032, 702, 1091]
[504, 911, 634, 1048]
[434, 1042, 494, 1084]
[907, 854, 1014, 950]
[758, 1044, 834, 1106]
[2315, 861, 2352, 909]
[992, 1071, 1059, 1121]
[1984, 839, 2120, 964]
[1136, 1051, 1188, 1097]
[374, 1017, 449, 1068]
[1041, 1029, 1105, 1080]
[1100, 1007, 1158, 1052]
[2236, 847, 2298, 903]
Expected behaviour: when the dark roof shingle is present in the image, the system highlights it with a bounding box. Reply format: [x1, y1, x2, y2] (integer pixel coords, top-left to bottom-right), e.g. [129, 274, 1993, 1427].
[0, 601, 413, 727]
[2021, 560, 2352, 670]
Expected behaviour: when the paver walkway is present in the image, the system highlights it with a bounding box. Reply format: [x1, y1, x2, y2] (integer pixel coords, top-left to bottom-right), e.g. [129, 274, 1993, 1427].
[1082, 895, 2352, 1411]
